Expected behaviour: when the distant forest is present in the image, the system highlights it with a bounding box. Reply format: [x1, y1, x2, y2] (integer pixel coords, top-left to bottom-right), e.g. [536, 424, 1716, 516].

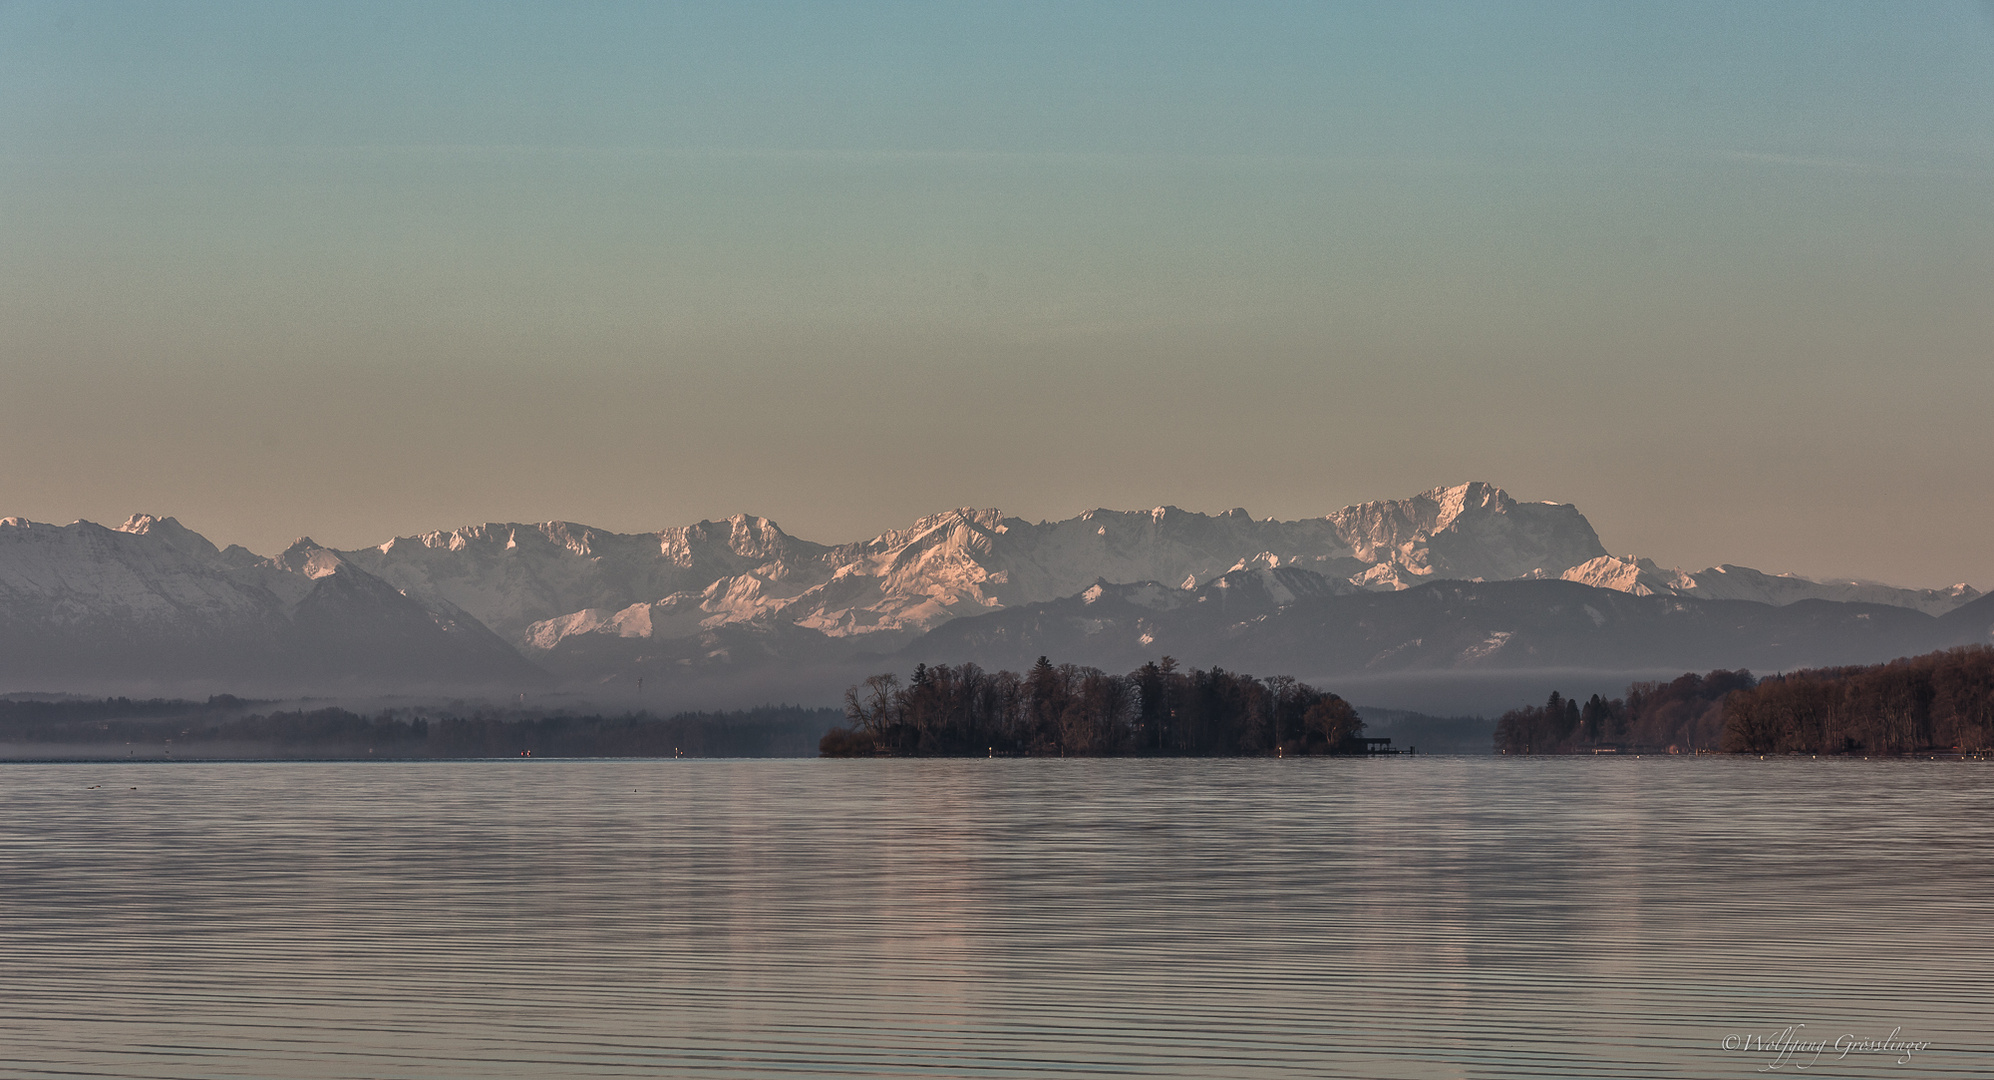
[0, 698, 839, 759]
[1496, 645, 1994, 755]
[823, 656, 1368, 756]
[12, 644, 1987, 761]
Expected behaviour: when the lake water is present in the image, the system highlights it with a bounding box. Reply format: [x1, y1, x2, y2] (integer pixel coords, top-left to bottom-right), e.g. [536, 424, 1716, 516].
[1, 758, 1988, 1079]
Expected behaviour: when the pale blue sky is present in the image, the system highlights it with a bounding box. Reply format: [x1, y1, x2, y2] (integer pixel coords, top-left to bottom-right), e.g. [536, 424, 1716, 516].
[2, 2, 1991, 585]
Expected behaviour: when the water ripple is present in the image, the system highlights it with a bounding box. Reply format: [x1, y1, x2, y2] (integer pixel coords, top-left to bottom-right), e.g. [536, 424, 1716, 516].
[1, 758, 1988, 1079]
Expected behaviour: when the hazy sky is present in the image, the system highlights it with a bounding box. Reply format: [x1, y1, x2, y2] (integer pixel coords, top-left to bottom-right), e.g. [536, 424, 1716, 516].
[2, 1, 1990, 587]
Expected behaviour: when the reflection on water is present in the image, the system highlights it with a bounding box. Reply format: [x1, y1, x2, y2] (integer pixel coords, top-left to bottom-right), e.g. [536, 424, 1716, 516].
[0, 758, 1989, 1079]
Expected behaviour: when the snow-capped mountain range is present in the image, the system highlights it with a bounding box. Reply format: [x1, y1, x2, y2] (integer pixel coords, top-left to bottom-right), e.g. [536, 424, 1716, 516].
[0, 514, 533, 688]
[0, 482, 1982, 694]
[1546, 555, 1976, 615]
[344, 482, 1615, 653]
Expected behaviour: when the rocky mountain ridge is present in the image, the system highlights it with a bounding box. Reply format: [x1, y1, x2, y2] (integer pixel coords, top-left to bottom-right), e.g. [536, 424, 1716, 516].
[1, 483, 1981, 694]
[346, 482, 1619, 657]
[0, 515, 540, 690]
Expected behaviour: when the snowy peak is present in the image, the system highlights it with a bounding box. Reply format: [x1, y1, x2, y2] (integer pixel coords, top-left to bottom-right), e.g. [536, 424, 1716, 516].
[340, 514, 844, 649]
[1555, 555, 1980, 615]
[1687, 563, 1976, 615]
[378, 520, 607, 558]
[1555, 554, 1695, 596]
[660, 514, 824, 570]
[277, 538, 349, 580]
[869, 510, 1004, 585]
[0, 516, 281, 630]
[116, 514, 221, 559]
[0, 515, 539, 687]
[1325, 482, 1606, 583]
[863, 507, 1007, 550]
[849, 509, 1008, 586]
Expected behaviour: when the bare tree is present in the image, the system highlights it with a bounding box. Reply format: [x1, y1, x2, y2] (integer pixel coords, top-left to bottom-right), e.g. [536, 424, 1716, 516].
[844, 672, 901, 738]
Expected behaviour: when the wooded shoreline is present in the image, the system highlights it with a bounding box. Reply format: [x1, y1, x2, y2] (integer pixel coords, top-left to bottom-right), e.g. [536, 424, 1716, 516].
[840, 645, 1994, 758]
[4, 645, 1987, 760]
[0, 700, 838, 760]
[1498, 645, 1994, 755]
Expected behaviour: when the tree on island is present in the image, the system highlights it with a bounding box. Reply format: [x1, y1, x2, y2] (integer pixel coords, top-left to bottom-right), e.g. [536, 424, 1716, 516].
[822, 656, 1367, 757]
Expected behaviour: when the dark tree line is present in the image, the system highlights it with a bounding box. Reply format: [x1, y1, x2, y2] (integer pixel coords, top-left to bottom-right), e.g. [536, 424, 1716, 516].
[823, 656, 1365, 756]
[1720, 645, 1994, 754]
[1495, 671, 1754, 755]
[1495, 645, 1994, 755]
[0, 702, 839, 759]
